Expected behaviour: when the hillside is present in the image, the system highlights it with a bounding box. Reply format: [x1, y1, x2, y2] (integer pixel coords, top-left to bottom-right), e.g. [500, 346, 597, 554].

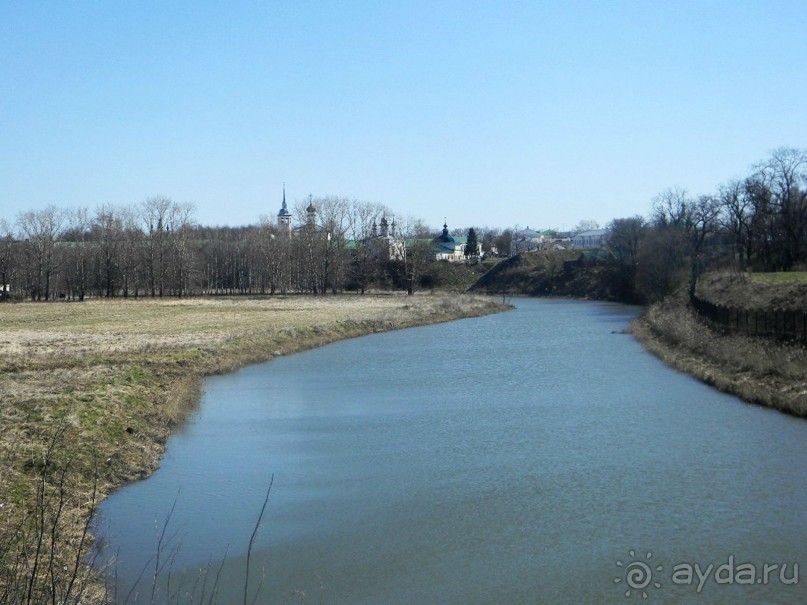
[418, 257, 503, 292]
[471, 249, 633, 301]
[696, 271, 807, 309]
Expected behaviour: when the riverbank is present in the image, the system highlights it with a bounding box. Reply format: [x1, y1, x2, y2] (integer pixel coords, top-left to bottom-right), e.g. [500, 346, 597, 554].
[630, 295, 807, 418]
[475, 256, 807, 418]
[0, 293, 509, 604]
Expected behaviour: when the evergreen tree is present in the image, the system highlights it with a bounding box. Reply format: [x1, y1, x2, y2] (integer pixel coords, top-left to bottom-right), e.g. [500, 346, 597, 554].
[465, 227, 479, 257]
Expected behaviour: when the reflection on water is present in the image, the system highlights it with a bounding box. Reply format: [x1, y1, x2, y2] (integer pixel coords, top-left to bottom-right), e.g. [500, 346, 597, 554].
[97, 299, 807, 604]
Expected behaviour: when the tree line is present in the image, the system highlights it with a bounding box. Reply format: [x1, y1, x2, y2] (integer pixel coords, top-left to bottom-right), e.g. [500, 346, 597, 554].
[604, 147, 807, 302]
[2, 147, 803, 303]
[0, 196, 441, 301]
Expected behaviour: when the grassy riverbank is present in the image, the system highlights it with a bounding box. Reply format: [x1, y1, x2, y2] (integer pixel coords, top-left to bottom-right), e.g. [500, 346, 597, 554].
[0, 293, 508, 604]
[472, 257, 807, 419]
[630, 291, 807, 419]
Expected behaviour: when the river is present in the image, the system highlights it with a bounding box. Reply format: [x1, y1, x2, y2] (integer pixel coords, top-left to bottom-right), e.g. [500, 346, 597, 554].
[96, 298, 807, 604]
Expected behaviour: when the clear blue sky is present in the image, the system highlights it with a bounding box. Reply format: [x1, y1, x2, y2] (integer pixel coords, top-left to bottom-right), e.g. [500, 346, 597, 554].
[1, 1, 805, 231]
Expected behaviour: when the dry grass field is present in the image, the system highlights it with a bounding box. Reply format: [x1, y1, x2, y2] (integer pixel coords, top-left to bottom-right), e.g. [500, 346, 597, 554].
[0, 295, 469, 357]
[0, 293, 507, 604]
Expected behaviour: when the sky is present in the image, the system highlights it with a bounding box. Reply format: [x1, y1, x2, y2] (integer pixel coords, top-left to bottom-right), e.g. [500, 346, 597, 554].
[1, 1, 806, 232]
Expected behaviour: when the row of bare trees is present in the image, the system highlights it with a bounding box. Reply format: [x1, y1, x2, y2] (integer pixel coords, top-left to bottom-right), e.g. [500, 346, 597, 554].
[0, 198, 196, 301]
[0, 196, 435, 301]
[604, 147, 807, 302]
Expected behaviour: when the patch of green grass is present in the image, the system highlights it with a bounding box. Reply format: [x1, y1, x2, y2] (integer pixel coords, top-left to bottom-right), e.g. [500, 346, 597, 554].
[126, 365, 148, 384]
[479, 257, 505, 271]
[124, 392, 150, 409]
[750, 271, 807, 283]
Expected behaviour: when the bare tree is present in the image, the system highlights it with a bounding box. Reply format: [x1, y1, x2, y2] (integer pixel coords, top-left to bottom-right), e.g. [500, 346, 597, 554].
[16, 206, 66, 301]
[636, 226, 688, 302]
[398, 218, 434, 295]
[754, 147, 807, 269]
[493, 228, 512, 257]
[688, 195, 721, 254]
[743, 174, 777, 269]
[292, 197, 328, 293]
[119, 206, 143, 297]
[718, 179, 755, 269]
[652, 186, 693, 231]
[315, 197, 350, 294]
[650, 187, 721, 297]
[686, 194, 722, 298]
[255, 217, 277, 294]
[94, 204, 124, 297]
[346, 200, 388, 294]
[510, 224, 525, 256]
[63, 208, 91, 301]
[140, 197, 172, 297]
[167, 202, 197, 297]
[607, 216, 645, 267]
[272, 226, 292, 295]
[0, 219, 15, 300]
[573, 219, 600, 233]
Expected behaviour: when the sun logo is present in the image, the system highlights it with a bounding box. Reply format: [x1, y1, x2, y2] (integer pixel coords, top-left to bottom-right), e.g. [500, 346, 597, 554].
[615, 550, 663, 598]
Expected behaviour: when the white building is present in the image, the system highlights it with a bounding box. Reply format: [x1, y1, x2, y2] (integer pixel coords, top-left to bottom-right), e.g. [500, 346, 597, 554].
[573, 228, 610, 249]
[510, 227, 543, 255]
[433, 222, 470, 262]
[370, 216, 406, 261]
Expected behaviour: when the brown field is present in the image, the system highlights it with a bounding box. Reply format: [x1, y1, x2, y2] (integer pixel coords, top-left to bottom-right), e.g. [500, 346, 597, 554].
[0, 295, 469, 357]
[0, 293, 508, 604]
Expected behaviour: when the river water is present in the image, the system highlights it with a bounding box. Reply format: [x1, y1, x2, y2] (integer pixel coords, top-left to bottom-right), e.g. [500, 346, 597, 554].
[96, 299, 807, 604]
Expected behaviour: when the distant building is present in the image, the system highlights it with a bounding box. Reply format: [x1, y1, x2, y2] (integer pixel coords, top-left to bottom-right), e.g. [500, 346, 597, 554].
[276, 185, 292, 234]
[509, 227, 572, 254]
[344, 214, 406, 261]
[276, 189, 325, 236]
[370, 216, 406, 261]
[433, 222, 468, 262]
[510, 227, 543, 255]
[573, 228, 610, 249]
[304, 198, 317, 228]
